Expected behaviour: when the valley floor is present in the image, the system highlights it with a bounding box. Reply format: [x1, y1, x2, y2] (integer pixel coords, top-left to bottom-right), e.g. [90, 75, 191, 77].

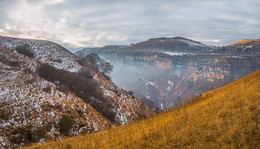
[23, 70, 260, 149]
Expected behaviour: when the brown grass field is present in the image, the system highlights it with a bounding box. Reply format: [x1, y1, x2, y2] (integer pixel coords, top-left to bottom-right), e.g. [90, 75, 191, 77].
[23, 70, 260, 149]
[229, 39, 260, 46]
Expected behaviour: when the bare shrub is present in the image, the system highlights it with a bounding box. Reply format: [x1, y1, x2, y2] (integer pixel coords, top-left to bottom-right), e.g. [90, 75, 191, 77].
[36, 64, 103, 103]
[43, 86, 51, 93]
[15, 44, 34, 58]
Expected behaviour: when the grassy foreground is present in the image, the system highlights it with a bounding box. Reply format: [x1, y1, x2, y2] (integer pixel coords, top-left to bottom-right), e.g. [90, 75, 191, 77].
[23, 70, 260, 149]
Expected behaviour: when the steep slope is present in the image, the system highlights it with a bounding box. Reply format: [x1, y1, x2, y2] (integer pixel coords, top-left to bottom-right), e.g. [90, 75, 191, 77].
[92, 73, 154, 124]
[0, 35, 154, 125]
[0, 46, 112, 148]
[25, 69, 260, 149]
[0, 36, 154, 148]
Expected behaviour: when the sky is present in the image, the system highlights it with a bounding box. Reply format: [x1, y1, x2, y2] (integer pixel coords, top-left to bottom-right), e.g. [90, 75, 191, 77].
[0, 0, 259, 52]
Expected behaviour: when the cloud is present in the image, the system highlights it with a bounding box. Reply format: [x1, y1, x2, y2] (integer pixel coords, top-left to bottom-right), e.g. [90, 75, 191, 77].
[0, 0, 259, 51]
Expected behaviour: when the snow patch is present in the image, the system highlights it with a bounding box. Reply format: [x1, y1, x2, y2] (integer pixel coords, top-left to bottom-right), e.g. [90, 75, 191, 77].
[163, 52, 187, 56]
[168, 80, 174, 86]
[177, 39, 205, 47]
[145, 81, 156, 87]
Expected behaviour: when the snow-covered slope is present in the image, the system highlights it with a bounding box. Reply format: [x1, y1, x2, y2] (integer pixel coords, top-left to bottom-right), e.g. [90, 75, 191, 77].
[0, 36, 81, 72]
[0, 47, 111, 148]
[93, 73, 154, 125]
[0, 35, 154, 148]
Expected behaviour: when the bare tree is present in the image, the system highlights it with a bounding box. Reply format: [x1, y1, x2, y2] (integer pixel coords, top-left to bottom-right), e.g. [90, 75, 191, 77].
[78, 53, 113, 75]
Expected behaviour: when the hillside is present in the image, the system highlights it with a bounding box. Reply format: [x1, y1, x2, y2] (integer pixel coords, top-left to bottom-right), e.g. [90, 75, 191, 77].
[0, 35, 154, 124]
[25, 69, 260, 149]
[229, 39, 260, 47]
[225, 39, 260, 56]
[0, 45, 112, 148]
[0, 35, 154, 148]
[125, 36, 211, 52]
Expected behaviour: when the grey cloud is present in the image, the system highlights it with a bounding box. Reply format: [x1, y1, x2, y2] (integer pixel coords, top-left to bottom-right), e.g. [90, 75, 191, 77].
[0, 0, 19, 28]
[0, 0, 259, 50]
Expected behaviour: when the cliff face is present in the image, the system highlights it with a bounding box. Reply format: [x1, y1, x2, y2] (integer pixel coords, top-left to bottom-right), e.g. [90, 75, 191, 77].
[75, 37, 260, 110]
[0, 35, 154, 148]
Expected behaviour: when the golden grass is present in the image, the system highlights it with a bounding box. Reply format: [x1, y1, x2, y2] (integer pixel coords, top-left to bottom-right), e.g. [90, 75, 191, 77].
[23, 70, 260, 149]
[229, 39, 260, 46]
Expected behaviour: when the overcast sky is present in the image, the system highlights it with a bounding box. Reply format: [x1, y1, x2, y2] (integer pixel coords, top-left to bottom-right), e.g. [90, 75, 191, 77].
[0, 0, 259, 51]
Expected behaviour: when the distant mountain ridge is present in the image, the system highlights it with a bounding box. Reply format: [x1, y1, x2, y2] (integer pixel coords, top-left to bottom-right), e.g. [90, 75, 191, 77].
[75, 45, 129, 58]
[148, 36, 205, 46]
[125, 36, 210, 52]
[76, 37, 260, 56]
[74, 36, 211, 58]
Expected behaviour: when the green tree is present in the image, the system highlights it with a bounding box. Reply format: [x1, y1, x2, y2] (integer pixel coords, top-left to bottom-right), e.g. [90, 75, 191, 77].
[59, 115, 73, 136]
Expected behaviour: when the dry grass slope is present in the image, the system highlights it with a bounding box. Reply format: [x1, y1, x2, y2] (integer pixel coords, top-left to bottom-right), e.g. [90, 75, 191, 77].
[23, 70, 260, 149]
[229, 39, 260, 46]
